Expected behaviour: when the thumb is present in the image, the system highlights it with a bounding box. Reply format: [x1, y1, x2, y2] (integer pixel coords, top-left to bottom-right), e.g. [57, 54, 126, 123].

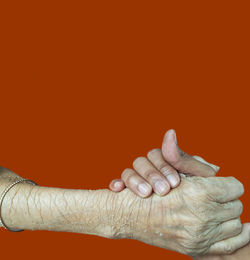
[161, 129, 219, 177]
[192, 155, 220, 175]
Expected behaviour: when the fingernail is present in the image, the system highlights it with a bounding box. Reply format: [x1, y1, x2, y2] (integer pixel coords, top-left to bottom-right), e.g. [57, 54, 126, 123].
[173, 130, 177, 144]
[207, 163, 220, 173]
[166, 174, 179, 187]
[154, 180, 168, 195]
[169, 129, 177, 144]
[211, 164, 220, 172]
[138, 183, 150, 196]
[114, 181, 122, 189]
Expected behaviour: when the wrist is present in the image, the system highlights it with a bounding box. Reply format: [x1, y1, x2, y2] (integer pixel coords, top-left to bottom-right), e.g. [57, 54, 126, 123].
[108, 188, 152, 240]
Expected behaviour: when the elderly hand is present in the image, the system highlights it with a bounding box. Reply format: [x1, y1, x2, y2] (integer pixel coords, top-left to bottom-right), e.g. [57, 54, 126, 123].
[193, 224, 250, 260]
[108, 129, 249, 256]
[114, 175, 245, 256]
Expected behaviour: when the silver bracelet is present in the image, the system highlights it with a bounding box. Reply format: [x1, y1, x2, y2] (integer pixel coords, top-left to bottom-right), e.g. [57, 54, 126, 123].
[0, 178, 38, 232]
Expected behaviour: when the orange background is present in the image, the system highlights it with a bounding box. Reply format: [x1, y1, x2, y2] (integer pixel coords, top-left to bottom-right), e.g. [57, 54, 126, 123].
[0, 1, 249, 259]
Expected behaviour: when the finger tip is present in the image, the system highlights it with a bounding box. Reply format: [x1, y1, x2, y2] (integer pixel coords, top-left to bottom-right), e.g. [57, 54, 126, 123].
[110, 179, 124, 192]
[164, 129, 175, 139]
[167, 129, 177, 143]
[157, 187, 171, 196]
[171, 178, 181, 188]
[141, 190, 153, 198]
[215, 166, 220, 172]
[210, 164, 220, 174]
[114, 180, 125, 190]
[165, 173, 180, 188]
[168, 129, 176, 135]
[138, 184, 153, 198]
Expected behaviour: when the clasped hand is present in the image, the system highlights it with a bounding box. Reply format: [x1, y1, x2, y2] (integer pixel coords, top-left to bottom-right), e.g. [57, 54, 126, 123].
[108, 130, 249, 257]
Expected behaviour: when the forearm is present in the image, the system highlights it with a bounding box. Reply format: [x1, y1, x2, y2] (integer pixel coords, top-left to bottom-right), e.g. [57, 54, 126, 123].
[0, 176, 117, 238]
[2, 185, 117, 237]
[0, 165, 149, 240]
[0, 170, 143, 239]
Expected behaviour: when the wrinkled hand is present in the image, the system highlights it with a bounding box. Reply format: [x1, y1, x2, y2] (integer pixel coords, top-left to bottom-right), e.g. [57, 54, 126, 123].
[116, 175, 245, 257]
[108, 129, 249, 256]
[193, 224, 250, 260]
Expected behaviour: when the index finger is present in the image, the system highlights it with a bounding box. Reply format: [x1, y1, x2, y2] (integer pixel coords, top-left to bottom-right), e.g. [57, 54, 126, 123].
[207, 176, 244, 203]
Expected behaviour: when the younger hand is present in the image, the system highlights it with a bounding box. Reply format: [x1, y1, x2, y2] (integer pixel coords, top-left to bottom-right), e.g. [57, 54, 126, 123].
[109, 129, 219, 197]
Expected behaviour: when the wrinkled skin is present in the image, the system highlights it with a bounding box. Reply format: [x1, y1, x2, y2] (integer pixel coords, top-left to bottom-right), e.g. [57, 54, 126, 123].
[114, 175, 243, 257]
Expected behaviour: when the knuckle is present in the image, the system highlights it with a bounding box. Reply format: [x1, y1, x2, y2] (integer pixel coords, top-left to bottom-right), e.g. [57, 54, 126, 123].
[147, 148, 161, 158]
[133, 156, 147, 167]
[237, 200, 243, 214]
[121, 168, 133, 181]
[200, 182, 213, 197]
[190, 203, 213, 223]
[196, 212, 211, 224]
[201, 188, 210, 197]
[229, 177, 244, 193]
[234, 218, 242, 232]
[124, 174, 133, 185]
[238, 182, 245, 196]
[223, 200, 243, 216]
[229, 200, 244, 215]
[144, 169, 159, 180]
[159, 164, 175, 177]
[191, 181, 210, 198]
[240, 184, 245, 196]
[223, 244, 234, 254]
[192, 223, 206, 234]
